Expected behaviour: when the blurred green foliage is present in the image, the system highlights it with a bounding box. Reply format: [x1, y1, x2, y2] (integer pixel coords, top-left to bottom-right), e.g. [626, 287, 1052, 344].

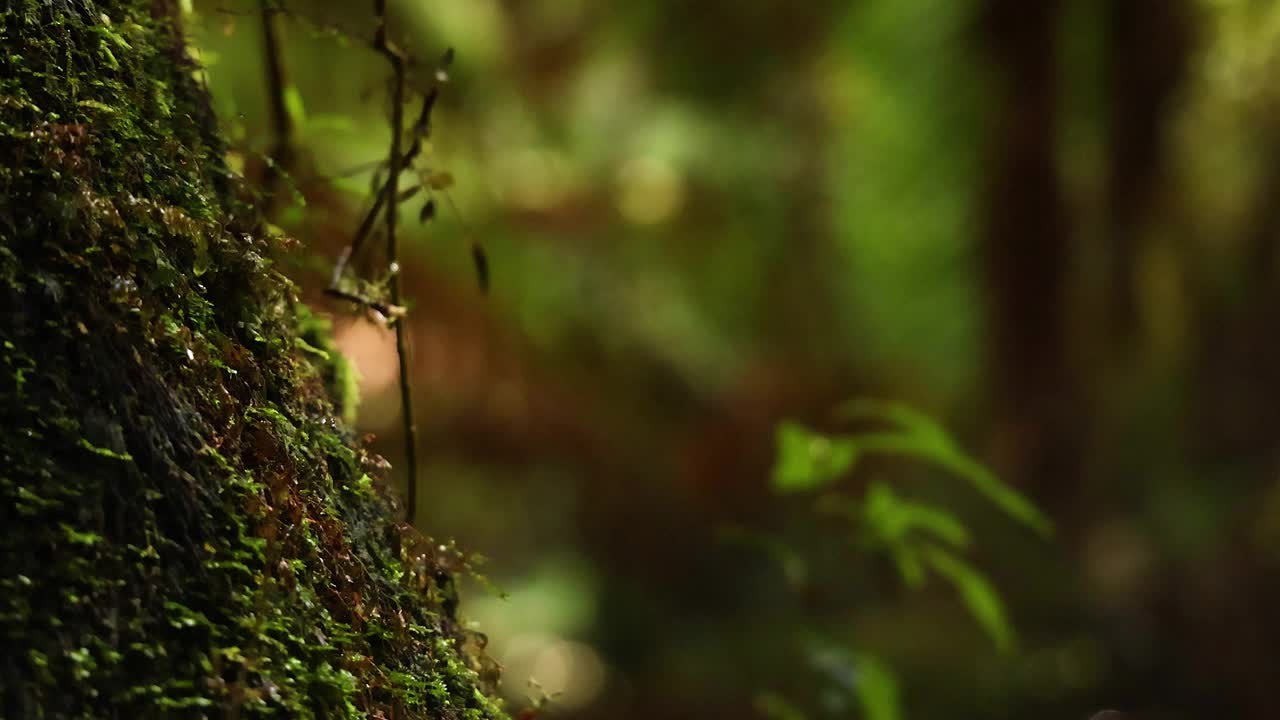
[776, 400, 1051, 535]
[769, 401, 1046, 716]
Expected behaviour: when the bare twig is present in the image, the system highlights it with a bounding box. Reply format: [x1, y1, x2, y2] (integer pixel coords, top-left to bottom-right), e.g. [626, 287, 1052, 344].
[327, 50, 446, 277]
[371, 0, 420, 527]
[322, 285, 404, 321]
[326, 183, 422, 290]
[322, 16, 455, 526]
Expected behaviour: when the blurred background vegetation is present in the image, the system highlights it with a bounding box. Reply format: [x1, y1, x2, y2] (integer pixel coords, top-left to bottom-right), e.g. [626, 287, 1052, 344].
[189, 1, 1280, 718]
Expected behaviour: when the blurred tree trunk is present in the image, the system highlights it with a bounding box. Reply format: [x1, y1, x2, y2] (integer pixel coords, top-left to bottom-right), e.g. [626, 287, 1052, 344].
[1182, 92, 1280, 720]
[1102, 0, 1192, 351]
[0, 3, 500, 718]
[978, 0, 1083, 501]
[1194, 131, 1280, 462]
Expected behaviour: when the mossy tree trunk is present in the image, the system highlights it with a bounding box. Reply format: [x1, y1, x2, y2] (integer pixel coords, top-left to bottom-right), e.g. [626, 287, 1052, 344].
[0, 3, 501, 718]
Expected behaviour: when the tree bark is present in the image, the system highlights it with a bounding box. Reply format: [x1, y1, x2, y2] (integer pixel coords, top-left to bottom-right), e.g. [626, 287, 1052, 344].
[0, 3, 500, 718]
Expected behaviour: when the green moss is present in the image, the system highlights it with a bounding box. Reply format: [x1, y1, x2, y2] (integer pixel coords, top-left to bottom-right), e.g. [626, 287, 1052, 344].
[0, 3, 502, 718]
[295, 304, 361, 427]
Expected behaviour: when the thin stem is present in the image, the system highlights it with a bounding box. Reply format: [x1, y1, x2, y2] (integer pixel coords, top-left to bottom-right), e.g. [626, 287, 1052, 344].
[327, 72, 441, 286]
[322, 285, 403, 320]
[373, 0, 420, 527]
[327, 183, 422, 287]
[326, 28, 453, 527]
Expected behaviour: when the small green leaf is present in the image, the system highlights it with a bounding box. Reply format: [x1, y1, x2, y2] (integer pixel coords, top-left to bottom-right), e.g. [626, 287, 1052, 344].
[772, 421, 858, 493]
[283, 85, 307, 126]
[92, 23, 132, 51]
[191, 233, 210, 277]
[77, 438, 132, 462]
[99, 46, 119, 70]
[890, 544, 926, 588]
[60, 523, 103, 547]
[932, 450, 1052, 537]
[849, 652, 901, 720]
[77, 99, 116, 114]
[841, 415, 1052, 536]
[862, 481, 971, 548]
[922, 546, 1015, 653]
[294, 336, 330, 361]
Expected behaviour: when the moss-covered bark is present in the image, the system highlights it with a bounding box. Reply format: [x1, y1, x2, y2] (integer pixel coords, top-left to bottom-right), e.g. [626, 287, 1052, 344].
[0, 3, 502, 718]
